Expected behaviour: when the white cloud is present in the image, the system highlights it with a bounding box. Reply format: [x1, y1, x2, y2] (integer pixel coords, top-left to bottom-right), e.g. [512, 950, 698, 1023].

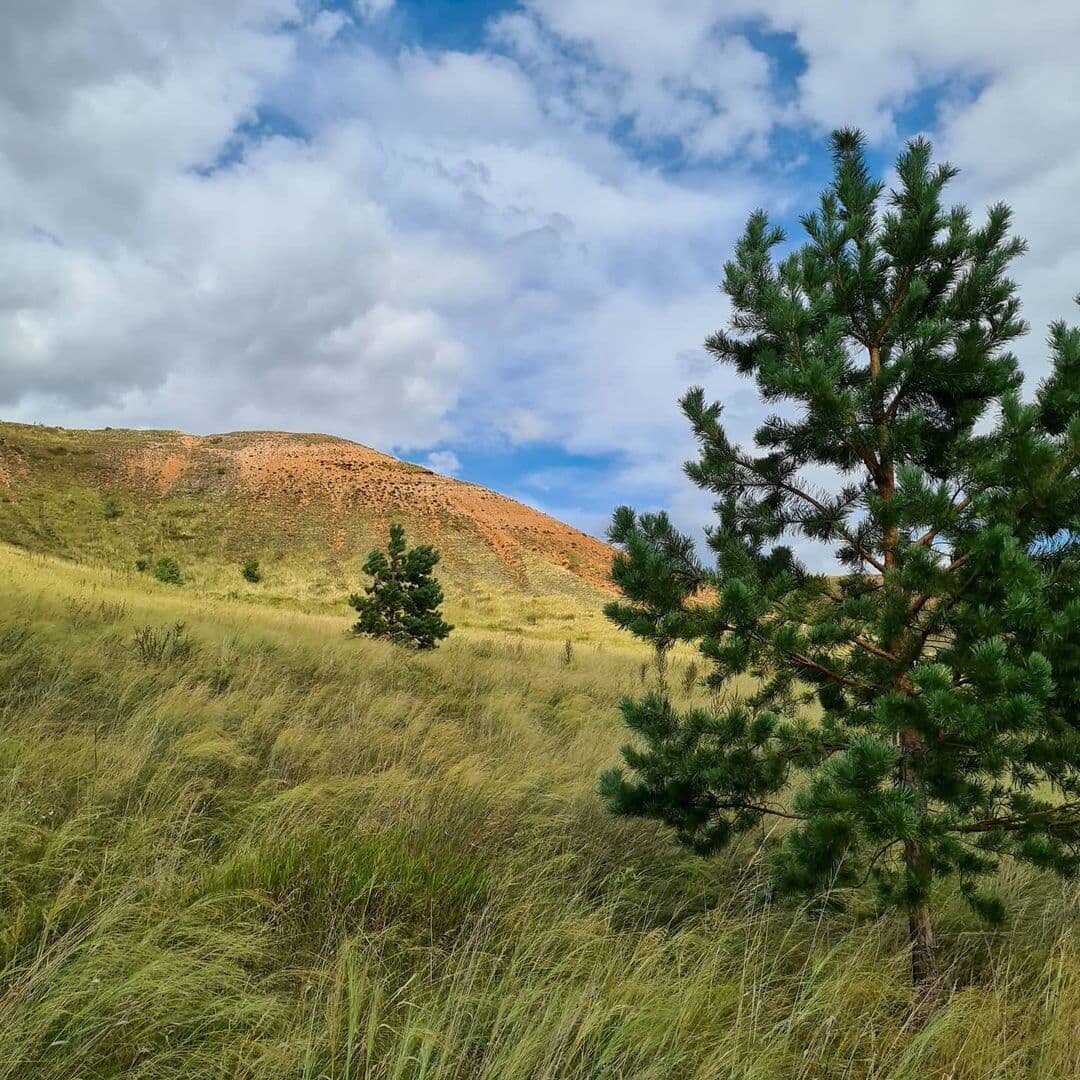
[355, 0, 394, 19]
[492, 1, 780, 159]
[1, 0, 1078, 560]
[426, 450, 461, 476]
[308, 10, 350, 46]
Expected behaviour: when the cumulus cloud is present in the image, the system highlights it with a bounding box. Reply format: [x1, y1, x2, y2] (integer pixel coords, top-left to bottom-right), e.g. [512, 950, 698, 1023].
[491, 1, 780, 159]
[425, 450, 461, 476]
[356, 0, 394, 18]
[1, 0, 1078, 553]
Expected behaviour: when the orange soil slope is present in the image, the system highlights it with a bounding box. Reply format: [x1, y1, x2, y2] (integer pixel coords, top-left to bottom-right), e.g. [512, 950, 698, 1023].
[100, 428, 614, 589]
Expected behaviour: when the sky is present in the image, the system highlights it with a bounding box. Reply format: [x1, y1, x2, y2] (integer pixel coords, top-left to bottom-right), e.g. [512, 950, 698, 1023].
[2, 1, 1079, 549]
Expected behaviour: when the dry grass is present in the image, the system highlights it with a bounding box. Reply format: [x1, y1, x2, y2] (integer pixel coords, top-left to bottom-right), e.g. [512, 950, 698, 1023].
[0, 544, 1077, 1079]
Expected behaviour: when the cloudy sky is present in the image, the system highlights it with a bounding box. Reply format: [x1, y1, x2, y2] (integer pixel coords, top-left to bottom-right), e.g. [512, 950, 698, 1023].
[2, 1, 1078, 542]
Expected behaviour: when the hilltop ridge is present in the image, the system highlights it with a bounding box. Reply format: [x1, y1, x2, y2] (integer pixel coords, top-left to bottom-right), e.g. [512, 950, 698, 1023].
[0, 421, 614, 599]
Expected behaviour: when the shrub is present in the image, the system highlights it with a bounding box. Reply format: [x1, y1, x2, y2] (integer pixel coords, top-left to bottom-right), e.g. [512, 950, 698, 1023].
[240, 559, 262, 584]
[132, 621, 195, 664]
[153, 557, 184, 586]
[102, 496, 122, 520]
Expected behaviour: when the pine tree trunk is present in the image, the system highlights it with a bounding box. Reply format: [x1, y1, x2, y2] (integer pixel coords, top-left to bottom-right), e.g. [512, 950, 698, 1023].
[868, 342, 937, 992]
[906, 888, 936, 988]
[901, 726, 936, 991]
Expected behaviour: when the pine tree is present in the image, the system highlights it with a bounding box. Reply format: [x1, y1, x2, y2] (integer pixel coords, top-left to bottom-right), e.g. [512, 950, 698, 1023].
[349, 523, 452, 650]
[599, 130, 1080, 989]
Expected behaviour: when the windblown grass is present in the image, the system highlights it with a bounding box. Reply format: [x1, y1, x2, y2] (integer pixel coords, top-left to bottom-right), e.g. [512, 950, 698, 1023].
[0, 544, 1077, 1078]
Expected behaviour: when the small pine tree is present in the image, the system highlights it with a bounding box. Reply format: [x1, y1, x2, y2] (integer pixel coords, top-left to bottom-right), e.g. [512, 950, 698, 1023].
[349, 524, 452, 649]
[241, 559, 262, 584]
[599, 130, 1080, 989]
[152, 557, 184, 586]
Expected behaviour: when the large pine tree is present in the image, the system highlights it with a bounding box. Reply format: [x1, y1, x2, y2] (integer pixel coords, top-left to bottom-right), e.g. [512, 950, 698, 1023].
[600, 131, 1080, 988]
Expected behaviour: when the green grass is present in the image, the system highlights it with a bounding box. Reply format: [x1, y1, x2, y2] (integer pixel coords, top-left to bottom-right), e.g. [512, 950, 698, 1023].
[0, 544, 1078, 1078]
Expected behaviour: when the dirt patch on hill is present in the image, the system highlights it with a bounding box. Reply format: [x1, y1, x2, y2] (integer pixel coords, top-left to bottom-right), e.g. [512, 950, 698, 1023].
[0, 445, 28, 488]
[225, 435, 614, 588]
[108, 429, 614, 590]
[123, 437, 199, 494]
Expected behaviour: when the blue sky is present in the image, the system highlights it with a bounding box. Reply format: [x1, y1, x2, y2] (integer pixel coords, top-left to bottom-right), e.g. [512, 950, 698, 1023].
[2, 0, 1078, 550]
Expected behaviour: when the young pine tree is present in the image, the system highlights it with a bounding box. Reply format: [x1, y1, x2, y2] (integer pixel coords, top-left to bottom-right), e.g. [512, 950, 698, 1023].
[349, 523, 452, 650]
[599, 131, 1080, 989]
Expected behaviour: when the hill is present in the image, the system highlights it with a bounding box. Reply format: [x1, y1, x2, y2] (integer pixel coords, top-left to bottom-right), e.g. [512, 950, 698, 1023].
[0, 421, 614, 606]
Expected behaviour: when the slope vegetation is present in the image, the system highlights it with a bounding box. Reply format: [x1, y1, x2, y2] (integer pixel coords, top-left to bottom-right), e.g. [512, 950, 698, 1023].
[0, 422, 613, 602]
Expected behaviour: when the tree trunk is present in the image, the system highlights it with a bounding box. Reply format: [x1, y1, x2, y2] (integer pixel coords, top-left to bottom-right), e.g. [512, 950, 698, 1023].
[901, 727, 935, 991]
[870, 342, 936, 992]
[904, 841, 936, 989]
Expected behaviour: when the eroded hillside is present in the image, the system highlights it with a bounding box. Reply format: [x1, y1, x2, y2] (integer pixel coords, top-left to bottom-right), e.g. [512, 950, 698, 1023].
[0, 422, 614, 600]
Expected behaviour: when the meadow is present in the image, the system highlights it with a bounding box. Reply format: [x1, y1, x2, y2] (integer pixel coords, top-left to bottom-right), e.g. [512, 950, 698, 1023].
[1, 543, 1078, 1079]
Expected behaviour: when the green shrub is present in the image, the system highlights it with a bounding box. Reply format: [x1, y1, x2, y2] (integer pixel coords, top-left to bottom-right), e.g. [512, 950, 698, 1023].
[241, 559, 262, 584]
[135, 558, 149, 573]
[132, 620, 195, 664]
[102, 496, 122, 520]
[153, 557, 184, 586]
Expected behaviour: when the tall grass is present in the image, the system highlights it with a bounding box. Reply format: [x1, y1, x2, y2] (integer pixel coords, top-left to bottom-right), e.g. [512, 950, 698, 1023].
[0, 545, 1077, 1078]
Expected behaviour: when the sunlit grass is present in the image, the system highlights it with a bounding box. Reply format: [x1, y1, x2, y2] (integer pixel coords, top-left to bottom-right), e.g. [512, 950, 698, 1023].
[0, 543, 1077, 1078]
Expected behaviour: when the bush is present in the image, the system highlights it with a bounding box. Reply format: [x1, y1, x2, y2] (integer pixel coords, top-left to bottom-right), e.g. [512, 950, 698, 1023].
[240, 559, 262, 584]
[132, 621, 195, 664]
[135, 558, 149, 573]
[349, 524, 452, 649]
[153, 557, 184, 586]
[102, 496, 122, 520]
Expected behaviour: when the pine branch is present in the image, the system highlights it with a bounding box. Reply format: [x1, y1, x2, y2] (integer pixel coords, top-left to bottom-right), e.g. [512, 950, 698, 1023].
[913, 495, 972, 548]
[850, 637, 900, 664]
[717, 801, 807, 822]
[873, 269, 913, 349]
[788, 321, 881, 475]
[737, 453, 888, 573]
[904, 554, 972, 627]
[955, 804, 1080, 834]
[852, 838, 905, 888]
[787, 648, 869, 695]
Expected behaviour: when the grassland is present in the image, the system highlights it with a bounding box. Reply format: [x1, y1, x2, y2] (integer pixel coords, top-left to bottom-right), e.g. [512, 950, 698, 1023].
[0, 543, 1078, 1078]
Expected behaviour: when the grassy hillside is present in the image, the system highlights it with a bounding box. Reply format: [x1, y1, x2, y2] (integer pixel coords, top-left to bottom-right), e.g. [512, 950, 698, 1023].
[0, 421, 614, 606]
[1, 543, 1078, 1079]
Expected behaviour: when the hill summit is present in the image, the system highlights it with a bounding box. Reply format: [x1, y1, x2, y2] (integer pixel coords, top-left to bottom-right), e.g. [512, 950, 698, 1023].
[0, 422, 613, 597]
